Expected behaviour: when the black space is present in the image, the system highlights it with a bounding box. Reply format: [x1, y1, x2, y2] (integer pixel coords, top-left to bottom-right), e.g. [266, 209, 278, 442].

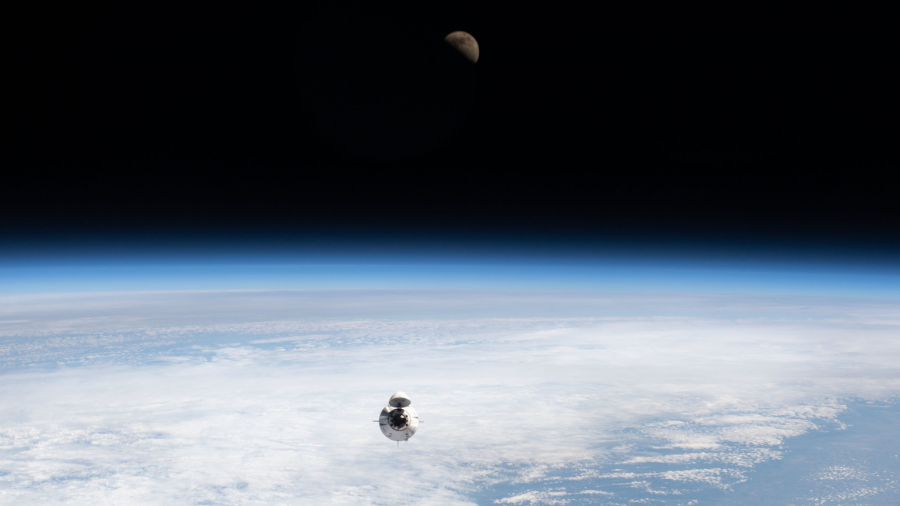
[3, 3, 897, 250]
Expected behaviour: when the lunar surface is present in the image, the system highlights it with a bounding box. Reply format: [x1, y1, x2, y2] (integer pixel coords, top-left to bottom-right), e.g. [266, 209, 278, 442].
[444, 31, 479, 63]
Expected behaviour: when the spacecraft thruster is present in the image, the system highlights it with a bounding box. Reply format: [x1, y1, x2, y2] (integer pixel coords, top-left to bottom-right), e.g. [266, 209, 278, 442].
[378, 391, 419, 443]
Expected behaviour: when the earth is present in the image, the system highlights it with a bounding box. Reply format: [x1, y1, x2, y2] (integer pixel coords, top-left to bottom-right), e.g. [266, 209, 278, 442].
[1, 260, 899, 505]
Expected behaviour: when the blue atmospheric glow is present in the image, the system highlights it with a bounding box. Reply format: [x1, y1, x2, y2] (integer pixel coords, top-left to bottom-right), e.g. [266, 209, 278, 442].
[2, 231, 899, 295]
[2, 254, 899, 297]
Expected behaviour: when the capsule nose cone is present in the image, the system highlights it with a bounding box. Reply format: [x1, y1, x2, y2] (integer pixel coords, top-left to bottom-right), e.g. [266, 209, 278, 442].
[389, 391, 412, 407]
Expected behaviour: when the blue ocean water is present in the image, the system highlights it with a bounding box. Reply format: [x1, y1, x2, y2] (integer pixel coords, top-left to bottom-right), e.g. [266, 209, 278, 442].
[465, 400, 900, 505]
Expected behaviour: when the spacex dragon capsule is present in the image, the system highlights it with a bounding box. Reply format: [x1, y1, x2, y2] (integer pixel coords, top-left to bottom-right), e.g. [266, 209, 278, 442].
[377, 391, 419, 444]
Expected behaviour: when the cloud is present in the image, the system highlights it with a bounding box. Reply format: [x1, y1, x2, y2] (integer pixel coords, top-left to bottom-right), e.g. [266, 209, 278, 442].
[0, 290, 899, 504]
[494, 490, 570, 505]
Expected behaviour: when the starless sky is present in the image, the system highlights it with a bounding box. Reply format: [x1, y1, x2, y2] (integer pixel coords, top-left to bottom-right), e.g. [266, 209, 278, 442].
[3, 2, 897, 254]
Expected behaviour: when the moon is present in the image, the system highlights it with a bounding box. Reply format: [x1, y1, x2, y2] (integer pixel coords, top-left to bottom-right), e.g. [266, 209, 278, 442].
[444, 31, 479, 63]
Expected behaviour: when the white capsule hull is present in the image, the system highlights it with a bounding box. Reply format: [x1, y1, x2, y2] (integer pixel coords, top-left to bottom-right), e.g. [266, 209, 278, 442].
[379, 391, 419, 442]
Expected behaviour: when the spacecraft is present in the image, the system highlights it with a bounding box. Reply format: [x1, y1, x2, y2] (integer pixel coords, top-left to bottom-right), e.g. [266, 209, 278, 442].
[376, 391, 419, 445]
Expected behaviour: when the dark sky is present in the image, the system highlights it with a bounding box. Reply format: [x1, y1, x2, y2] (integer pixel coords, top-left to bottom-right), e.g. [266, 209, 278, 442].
[4, 2, 897, 254]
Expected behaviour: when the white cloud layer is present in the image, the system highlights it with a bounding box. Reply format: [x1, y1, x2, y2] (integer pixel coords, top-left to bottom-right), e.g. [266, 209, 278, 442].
[0, 290, 899, 504]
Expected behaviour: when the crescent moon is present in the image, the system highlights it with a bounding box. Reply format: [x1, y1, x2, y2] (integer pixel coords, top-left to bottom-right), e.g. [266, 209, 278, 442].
[444, 31, 479, 63]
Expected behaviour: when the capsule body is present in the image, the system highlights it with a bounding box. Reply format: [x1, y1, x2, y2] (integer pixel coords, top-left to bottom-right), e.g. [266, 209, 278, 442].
[378, 391, 419, 442]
